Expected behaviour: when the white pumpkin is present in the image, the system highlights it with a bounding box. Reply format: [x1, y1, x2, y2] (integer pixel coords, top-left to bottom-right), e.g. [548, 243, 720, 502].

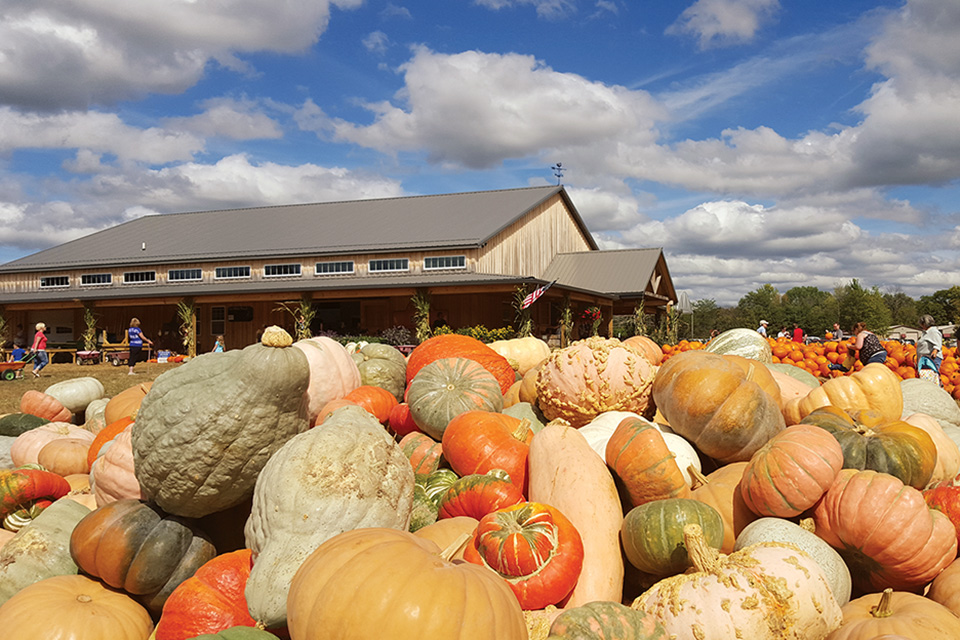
[83, 398, 110, 434]
[579, 411, 701, 487]
[244, 405, 415, 628]
[901, 378, 960, 430]
[293, 336, 362, 423]
[44, 377, 105, 416]
[487, 336, 551, 375]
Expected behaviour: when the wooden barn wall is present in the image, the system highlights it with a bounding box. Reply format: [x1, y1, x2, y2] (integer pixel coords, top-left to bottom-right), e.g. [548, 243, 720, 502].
[475, 194, 594, 277]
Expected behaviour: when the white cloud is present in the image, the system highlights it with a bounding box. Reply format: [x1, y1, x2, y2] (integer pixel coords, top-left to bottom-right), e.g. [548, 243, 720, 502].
[473, 0, 577, 20]
[667, 0, 780, 49]
[162, 98, 283, 140]
[363, 31, 390, 55]
[0, 0, 363, 110]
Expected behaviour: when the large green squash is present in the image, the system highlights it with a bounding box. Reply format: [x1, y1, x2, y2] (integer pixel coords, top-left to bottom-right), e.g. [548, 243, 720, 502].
[704, 328, 773, 363]
[407, 357, 503, 440]
[621, 498, 724, 577]
[0, 497, 91, 605]
[44, 376, 105, 415]
[244, 405, 414, 628]
[132, 326, 310, 518]
[0, 413, 49, 438]
[189, 628, 280, 640]
[351, 343, 407, 401]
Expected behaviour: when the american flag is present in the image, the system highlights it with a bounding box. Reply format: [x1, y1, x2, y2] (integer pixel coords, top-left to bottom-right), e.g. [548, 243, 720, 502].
[521, 280, 556, 309]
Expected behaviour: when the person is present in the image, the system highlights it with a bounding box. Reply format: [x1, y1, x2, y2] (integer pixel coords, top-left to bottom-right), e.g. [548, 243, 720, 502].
[709, 329, 719, 340]
[852, 322, 887, 366]
[9, 343, 25, 362]
[756, 320, 768, 337]
[832, 323, 844, 342]
[127, 318, 154, 375]
[212, 335, 225, 353]
[916, 314, 943, 385]
[777, 326, 789, 339]
[792, 323, 804, 343]
[29, 322, 48, 377]
[432, 312, 449, 330]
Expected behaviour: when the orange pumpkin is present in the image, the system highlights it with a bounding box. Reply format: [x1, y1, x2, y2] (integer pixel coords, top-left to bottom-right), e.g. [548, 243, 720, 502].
[828, 588, 960, 639]
[605, 416, 690, 507]
[344, 385, 398, 424]
[406, 334, 516, 396]
[103, 382, 152, 425]
[87, 417, 135, 468]
[442, 411, 532, 493]
[37, 437, 92, 476]
[623, 335, 664, 365]
[19, 390, 71, 422]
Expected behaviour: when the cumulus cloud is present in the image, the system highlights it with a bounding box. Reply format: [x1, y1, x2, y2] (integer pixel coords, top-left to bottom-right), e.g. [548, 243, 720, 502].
[161, 98, 283, 140]
[0, 0, 363, 110]
[363, 31, 390, 54]
[667, 0, 780, 49]
[473, 0, 578, 20]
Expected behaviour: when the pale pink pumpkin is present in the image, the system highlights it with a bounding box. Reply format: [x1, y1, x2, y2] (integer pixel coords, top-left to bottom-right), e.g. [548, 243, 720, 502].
[293, 336, 362, 423]
[10, 422, 95, 467]
[90, 424, 145, 506]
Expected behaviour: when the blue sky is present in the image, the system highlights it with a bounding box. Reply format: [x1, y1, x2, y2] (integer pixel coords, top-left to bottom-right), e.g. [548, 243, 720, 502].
[1, 0, 957, 306]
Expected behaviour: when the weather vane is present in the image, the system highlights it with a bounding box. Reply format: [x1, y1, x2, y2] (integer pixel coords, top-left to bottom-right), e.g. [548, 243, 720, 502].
[551, 162, 564, 185]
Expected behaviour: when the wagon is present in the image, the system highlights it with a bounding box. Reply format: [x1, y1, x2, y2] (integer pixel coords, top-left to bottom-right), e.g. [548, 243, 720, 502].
[0, 361, 27, 381]
[107, 348, 152, 366]
[75, 350, 102, 365]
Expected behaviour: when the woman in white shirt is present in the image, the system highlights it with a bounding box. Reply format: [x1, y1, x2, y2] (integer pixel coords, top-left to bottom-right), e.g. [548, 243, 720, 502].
[916, 314, 943, 385]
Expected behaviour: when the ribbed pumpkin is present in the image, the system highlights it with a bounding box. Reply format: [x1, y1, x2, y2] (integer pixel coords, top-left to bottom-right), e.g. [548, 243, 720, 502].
[69, 498, 217, 615]
[547, 601, 666, 640]
[19, 389, 72, 422]
[437, 471, 525, 521]
[828, 588, 960, 640]
[783, 362, 903, 426]
[605, 416, 690, 507]
[800, 406, 937, 489]
[103, 382, 152, 425]
[407, 334, 516, 395]
[293, 335, 362, 423]
[399, 432, 443, 474]
[133, 327, 311, 518]
[351, 342, 407, 401]
[621, 498, 724, 577]
[689, 462, 756, 554]
[903, 411, 960, 485]
[407, 357, 504, 440]
[651, 350, 785, 463]
[38, 437, 91, 476]
[536, 337, 657, 428]
[287, 527, 527, 640]
[343, 384, 398, 424]
[90, 423, 144, 507]
[487, 336, 551, 375]
[441, 410, 531, 492]
[43, 376, 105, 415]
[813, 468, 957, 592]
[10, 422, 96, 467]
[739, 423, 844, 517]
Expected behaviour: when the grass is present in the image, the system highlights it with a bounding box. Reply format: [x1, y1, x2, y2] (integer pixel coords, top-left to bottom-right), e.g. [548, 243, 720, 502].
[0, 360, 185, 416]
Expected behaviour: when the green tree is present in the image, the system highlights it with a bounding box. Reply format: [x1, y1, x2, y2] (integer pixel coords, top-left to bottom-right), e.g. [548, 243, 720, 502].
[737, 284, 781, 331]
[835, 280, 892, 334]
[918, 286, 960, 326]
[782, 286, 837, 337]
[883, 290, 919, 328]
[691, 299, 720, 338]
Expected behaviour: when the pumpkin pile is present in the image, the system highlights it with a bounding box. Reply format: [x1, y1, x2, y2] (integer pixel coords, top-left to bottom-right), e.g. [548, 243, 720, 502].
[5, 326, 960, 639]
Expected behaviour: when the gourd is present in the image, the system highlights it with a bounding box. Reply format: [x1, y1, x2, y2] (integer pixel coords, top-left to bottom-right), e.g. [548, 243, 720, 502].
[69, 498, 217, 615]
[652, 350, 785, 463]
[407, 358, 504, 440]
[536, 337, 656, 428]
[0, 413, 49, 437]
[407, 333, 516, 396]
[0, 574, 153, 640]
[293, 335, 362, 423]
[44, 376, 105, 415]
[351, 342, 407, 401]
[632, 524, 842, 640]
[813, 468, 956, 592]
[900, 377, 960, 430]
[133, 327, 311, 518]
[528, 421, 625, 607]
[90, 423, 144, 506]
[704, 327, 773, 363]
[487, 336, 551, 375]
[827, 588, 960, 640]
[621, 498, 724, 577]
[10, 422, 95, 467]
[244, 405, 414, 628]
[547, 601, 666, 640]
[734, 517, 851, 606]
[783, 362, 903, 426]
[19, 389, 72, 422]
[287, 527, 527, 640]
[0, 498, 91, 605]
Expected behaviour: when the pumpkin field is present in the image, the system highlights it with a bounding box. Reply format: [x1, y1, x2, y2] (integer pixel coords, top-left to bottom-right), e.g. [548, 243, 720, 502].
[3, 324, 960, 639]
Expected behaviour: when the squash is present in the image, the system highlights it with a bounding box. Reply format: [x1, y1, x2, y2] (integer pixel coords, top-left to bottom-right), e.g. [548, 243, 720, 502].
[407, 357, 504, 440]
[90, 423, 144, 506]
[44, 376, 105, 415]
[10, 422, 95, 467]
[536, 337, 656, 428]
[0, 497, 91, 605]
[688, 462, 756, 554]
[38, 437, 91, 476]
[547, 601, 666, 640]
[927, 556, 960, 617]
[244, 405, 414, 628]
[293, 335, 362, 423]
[651, 350, 785, 463]
[412, 515, 478, 561]
[69, 498, 217, 615]
[0, 413, 49, 437]
[488, 336, 551, 375]
[768, 361, 821, 388]
[503, 401, 547, 433]
[104, 382, 152, 425]
[342, 384, 398, 424]
[528, 420, 625, 607]
[903, 412, 960, 485]
[800, 406, 937, 489]
[133, 327, 311, 518]
[83, 397, 110, 434]
[783, 362, 903, 426]
[632, 524, 842, 639]
[739, 423, 844, 517]
[621, 498, 724, 577]
[0, 573, 153, 640]
[518, 361, 541, 405]
[399, 432, 444, 475]
[768, 365, 820, 406]
[410, 484, 439, 532]
[605, 416, 691, 507]
[900, 377, 960, 430]
[388, 402, 419, 437]
[813, 468, 957, 592]
[437, 471, 524, 520]
[1, 467, 71, 521]
[87, 416, 135, 467]
[287, 527, 527, 640]
[407, 333, 516, 396]
[186, 628, 279, 640]
[351, 342, 407, 401]
[828, 588, 960, 640]
[704, 327, 774, 362]
[19, 389, 72, 422]
[734, 517, 851, 606]
[441, 410, 531, 492]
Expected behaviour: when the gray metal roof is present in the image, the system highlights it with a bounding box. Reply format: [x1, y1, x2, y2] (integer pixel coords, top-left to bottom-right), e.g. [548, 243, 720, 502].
[541, 248, 672, 298]
[0, 185, 595, 272]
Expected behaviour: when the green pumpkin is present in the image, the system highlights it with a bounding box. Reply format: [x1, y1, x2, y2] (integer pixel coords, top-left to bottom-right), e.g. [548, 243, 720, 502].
[188, 626, 280, 640]
[548, 601, 667, 640]
[351, 343, 407, 402]
[704, 328, 773, 363]
[407, 357, 503, 440]
[132, 327, 311, 518]
[0, 413, 50, 437]
[409, 484, 439, 532]
[503, 401, 546, 433]
[621, 498, 724, 577]
[418, 468, 460, 507]
[767, 362, 820, 388]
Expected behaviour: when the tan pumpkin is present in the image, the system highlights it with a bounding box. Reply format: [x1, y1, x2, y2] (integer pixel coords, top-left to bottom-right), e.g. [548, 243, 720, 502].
[37, 437, 91, 476]
[412, 516, 479, 561]
[827, 588, 960, 640]
[10, 422, 96, 467]
[518, 363, 541, 406]
[903, 412, 960, 486]
[487, 336, 551, 375]
[927, 556, 960, 617]
[103, 382, 152, 425]
[783, 363, 903, 426]
[689, 462, 757, 554]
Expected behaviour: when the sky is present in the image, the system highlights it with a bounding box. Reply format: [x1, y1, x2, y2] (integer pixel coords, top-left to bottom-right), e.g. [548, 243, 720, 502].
[1, 0, 958, 307]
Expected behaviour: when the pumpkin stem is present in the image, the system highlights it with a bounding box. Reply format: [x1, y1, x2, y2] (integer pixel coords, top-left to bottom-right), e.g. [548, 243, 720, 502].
[441, 532, 472, 561]
[870, 589, 894, 618]
[687, 464, 709, 489]
[512, 418, 532, 442]
[260, 325, 293, 347]
[799, 517, 816, 533]
[682, 523, 722, 574]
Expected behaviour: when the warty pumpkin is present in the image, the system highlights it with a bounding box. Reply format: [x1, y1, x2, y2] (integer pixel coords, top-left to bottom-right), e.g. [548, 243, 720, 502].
[622, 335, 664, 366]
[783, 362, 903, 426]
[287, 527, 527, 640]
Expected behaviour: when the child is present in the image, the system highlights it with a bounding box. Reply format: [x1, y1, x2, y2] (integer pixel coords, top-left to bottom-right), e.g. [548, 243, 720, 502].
[212, 335, 225, 353]
[10, 343, 25, 362]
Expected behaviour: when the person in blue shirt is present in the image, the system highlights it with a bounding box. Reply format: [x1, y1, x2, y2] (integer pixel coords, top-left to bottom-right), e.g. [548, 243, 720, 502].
[212, 335, 225, 353]
[10, 343, 26, 362]
[127, 318, 154, 375]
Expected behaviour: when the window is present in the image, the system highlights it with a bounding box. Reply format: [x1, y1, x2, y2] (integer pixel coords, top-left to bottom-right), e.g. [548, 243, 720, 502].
[424, 255, 466, 270]
[40, 275, 69, 288]
[123, 271, 156, 284]
[211, 306, 225, 335]
[215, 266, 251, 279]
[227, 306, 254, 322]
[315, 261, 354, 275]
[80, 273, 112, 286]
[168, 268, 202, 282]
[368, 258, 409, 273]
[264, 263, 302, 278]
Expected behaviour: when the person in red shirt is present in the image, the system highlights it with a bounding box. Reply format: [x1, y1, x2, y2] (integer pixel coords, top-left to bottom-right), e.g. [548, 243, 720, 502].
[792, 323, 804, 343]
[30, 322, 48, 377]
